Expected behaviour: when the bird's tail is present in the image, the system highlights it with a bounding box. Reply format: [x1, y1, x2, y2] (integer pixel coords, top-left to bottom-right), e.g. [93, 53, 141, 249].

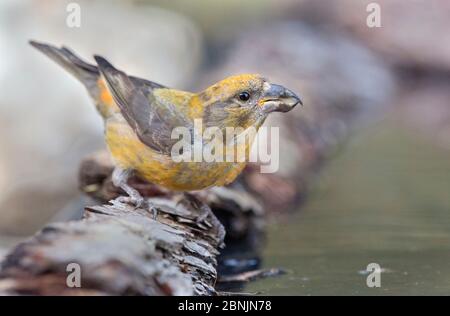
[30, 40, 99, 90]
[29, 40, 118, 118]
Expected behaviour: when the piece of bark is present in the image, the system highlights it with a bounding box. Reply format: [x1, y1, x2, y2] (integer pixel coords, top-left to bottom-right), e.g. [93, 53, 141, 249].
[0, 195, 225, 295]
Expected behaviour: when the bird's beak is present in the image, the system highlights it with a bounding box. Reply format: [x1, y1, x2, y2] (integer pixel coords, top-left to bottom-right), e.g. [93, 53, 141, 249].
[259, 83, 303, 113]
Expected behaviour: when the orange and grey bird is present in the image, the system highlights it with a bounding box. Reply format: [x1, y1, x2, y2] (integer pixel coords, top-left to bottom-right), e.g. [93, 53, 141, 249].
[30, 40, 302, 214]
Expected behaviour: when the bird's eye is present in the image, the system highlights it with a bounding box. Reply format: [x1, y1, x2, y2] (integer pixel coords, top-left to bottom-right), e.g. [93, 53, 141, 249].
[238, 91, 250, 102]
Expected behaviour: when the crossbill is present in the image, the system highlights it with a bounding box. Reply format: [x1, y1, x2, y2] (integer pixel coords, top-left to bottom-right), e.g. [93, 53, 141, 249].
[30, 40, 301, 213]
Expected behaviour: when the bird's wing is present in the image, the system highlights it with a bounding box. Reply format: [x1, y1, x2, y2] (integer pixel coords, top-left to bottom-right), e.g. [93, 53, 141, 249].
[95, 55, 192, 155]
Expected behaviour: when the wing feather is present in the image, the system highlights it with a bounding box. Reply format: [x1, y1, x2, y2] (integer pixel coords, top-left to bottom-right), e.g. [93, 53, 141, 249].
[94, 55, 191, 155]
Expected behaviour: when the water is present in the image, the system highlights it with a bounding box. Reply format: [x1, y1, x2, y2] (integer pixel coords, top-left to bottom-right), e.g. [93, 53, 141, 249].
[245, 118, 450, 295]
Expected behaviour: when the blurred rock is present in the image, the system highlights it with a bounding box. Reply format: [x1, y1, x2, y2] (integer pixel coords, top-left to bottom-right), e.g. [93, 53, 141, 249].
[200, 21, 395, 210]
[394, 82, 450, 150]
[0, 235, 23, 262]
[285, 0, 450, 70]
[278, 0, 450, 156]
[0, 0, 203, 235]
[147, 0, 275, 40]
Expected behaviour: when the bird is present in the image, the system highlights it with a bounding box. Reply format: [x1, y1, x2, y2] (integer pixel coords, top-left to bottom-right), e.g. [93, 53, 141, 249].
[30, 40, 302, 216]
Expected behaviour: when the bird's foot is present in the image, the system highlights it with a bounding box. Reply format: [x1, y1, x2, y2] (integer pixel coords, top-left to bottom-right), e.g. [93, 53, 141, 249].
[196, 205, 210, 224]
[115, 193, 145, 210]
[146, 201, 159, 220]
[112, 167, 146, 210]
[183, 193, 226, 247]
[114, 195, 158, 220]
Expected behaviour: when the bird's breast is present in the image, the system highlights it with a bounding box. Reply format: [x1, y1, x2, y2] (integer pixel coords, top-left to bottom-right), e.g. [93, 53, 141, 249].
[104, 115, 248, 191]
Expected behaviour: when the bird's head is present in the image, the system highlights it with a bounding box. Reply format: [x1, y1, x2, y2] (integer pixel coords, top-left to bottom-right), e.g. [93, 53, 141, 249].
[198, 74, 302, 130]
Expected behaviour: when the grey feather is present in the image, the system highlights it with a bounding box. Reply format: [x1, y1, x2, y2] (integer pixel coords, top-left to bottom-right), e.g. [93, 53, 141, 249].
[94, 55, 192, 155]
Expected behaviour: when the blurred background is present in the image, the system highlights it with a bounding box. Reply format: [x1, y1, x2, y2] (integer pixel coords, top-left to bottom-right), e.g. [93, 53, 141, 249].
[1, 0, 450, 295]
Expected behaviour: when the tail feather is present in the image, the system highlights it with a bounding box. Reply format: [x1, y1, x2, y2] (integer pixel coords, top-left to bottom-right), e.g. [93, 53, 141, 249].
[29, 40, 99, 94]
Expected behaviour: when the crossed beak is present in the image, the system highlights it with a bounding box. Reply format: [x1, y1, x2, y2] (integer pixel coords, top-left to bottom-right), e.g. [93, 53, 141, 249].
[260, 82, 303, 113]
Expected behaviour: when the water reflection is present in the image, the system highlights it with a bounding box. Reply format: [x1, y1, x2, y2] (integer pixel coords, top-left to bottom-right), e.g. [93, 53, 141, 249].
[244, 117, 450, 295]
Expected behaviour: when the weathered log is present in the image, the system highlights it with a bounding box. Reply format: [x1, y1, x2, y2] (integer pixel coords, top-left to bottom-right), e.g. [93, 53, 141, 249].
[0, 199, 218, 295]
[0, 151, 265, 296]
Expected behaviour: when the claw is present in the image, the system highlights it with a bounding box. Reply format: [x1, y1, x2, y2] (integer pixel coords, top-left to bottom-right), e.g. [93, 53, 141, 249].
[112, 167, 145, 210]
[196, 207, 210, 224]
[116, 195, 144, 209]
[148, 203, 158, 220]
